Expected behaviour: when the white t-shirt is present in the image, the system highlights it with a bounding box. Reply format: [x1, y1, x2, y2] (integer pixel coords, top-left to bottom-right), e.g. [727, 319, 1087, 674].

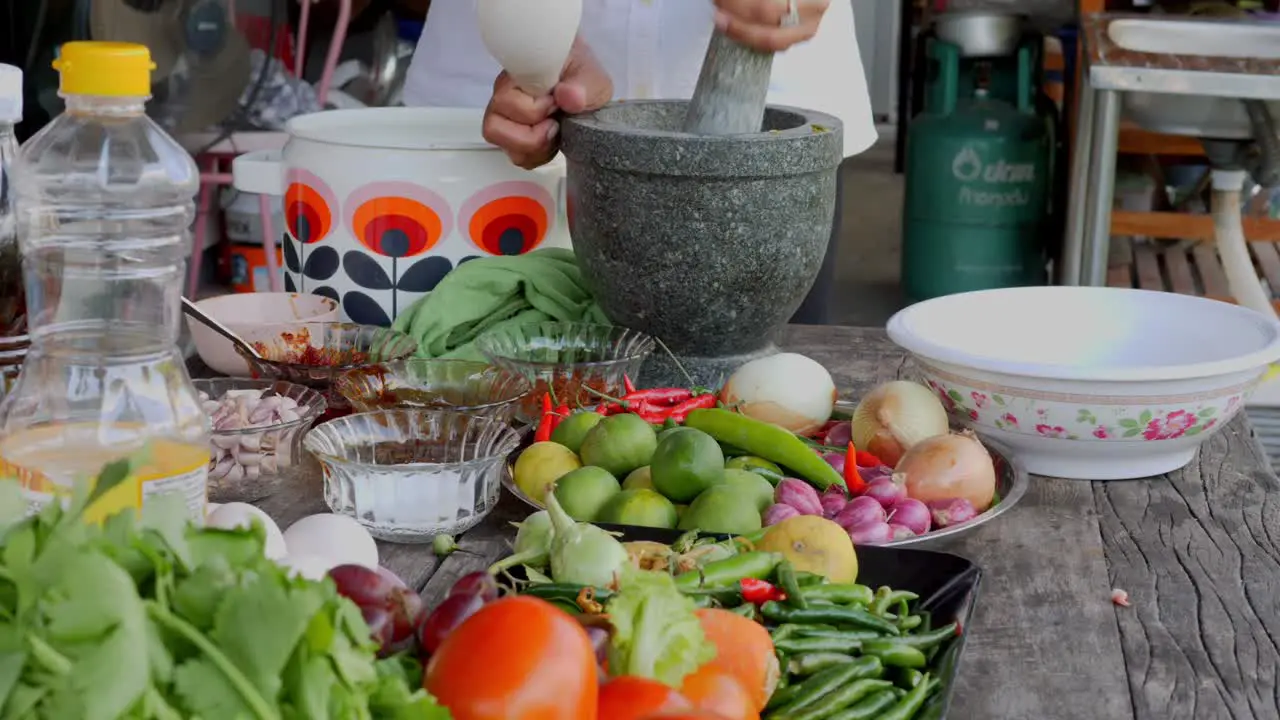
[403, 0, 877, 158]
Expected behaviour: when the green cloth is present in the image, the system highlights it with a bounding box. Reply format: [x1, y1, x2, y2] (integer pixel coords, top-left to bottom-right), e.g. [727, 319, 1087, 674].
[392, 248, 611, 360]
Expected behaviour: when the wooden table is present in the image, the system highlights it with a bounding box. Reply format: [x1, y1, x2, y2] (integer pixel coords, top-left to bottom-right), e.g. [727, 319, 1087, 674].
[245, 325, 1280, 720]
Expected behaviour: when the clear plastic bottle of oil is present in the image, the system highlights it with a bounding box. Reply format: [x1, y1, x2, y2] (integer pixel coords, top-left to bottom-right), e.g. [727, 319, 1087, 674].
[0, 42, 209, 521]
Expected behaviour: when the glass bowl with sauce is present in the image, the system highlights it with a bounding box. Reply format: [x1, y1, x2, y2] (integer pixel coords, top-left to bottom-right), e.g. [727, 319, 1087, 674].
[474, 322, 655, 422]
[334, 359, 532, 423]
[240, 322, 419, 420]
[304, 409, 522, 542]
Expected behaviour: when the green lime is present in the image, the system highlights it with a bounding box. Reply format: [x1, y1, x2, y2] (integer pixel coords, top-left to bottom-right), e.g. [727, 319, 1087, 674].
[678, 484, 763, 535]
[722, 468, 776, 512]
[552, 466, 622, 522]
[579, 413, 659, 477]
[597, 488, 679, 529]
[512, 441, 582, 506]
[650, 427, 725, 503]
[725, 455, 784, 486]
[623, 465, 655, 491]
[550, 411, 604, 454]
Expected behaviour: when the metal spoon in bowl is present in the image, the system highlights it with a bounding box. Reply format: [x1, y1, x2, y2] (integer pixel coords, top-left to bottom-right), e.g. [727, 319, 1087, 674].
[181, 296, 263, 361]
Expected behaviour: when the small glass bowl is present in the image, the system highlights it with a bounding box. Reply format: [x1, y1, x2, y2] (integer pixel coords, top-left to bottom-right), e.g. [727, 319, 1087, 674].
[239, 322, 419, 417]
[304, 409, 522, 543]
[475, 322, 655, 422]
[335, 359, 532, 422]
[194, 378, 327, 503]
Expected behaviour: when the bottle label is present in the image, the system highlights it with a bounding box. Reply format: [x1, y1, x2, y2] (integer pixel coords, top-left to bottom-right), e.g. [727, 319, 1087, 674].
[1, 456, 209, 523]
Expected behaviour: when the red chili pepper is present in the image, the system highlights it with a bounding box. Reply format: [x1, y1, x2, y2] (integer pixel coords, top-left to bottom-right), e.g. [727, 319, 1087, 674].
[623, 374, 637, 395]
[534, 393, 555, 443]
[844, 442, 868, 493]
[549, 404, 571, 433]
[855, 450, 883, 468]
[623, 387, 693, 406]
[667, 393, 718, 423]
[740, 578, 787, 605]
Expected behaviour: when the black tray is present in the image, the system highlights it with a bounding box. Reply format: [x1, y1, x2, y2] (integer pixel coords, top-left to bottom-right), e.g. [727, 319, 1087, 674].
[570, 525, 982, 719]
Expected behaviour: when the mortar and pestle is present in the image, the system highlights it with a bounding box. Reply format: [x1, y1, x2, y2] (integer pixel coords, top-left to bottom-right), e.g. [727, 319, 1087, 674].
[480, 3, 843, 387]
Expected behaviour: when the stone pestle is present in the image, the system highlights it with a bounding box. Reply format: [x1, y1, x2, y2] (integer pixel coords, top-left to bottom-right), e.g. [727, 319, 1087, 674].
[682, 30, 774, 135]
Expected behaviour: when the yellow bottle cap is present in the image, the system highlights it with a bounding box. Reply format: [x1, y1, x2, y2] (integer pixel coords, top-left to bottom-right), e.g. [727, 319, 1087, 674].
[53, 42, 155, 97]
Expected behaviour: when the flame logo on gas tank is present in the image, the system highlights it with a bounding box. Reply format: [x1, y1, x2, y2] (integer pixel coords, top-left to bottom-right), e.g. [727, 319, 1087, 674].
[952, 147, 983, 182]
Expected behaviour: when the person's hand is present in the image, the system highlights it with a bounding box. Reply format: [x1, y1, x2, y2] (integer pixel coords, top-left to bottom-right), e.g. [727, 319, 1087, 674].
[481, 39, 614, 170]
[712, 0, 831, 52]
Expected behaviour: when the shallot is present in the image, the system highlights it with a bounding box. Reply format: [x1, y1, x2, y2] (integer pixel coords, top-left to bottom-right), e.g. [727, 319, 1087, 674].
[851, 381, 949, 466]
[824, 421, 853, 448]
[823, 452, 847, 475]
[200, 388, 315, 487]
[833, 496, 886, 531]
[862, 475, 908, 509]
[928, 498, 979, 528]
[897, 431, 997, 512]
[764, 503, 801, 526]
[888, 524, 917, 541]
[774, 478, 824, 516]
[858, 464, 895, 486]
[848, 521, 894, 545]
[820, 485, 849, 518]
[887, 498, 932, 535]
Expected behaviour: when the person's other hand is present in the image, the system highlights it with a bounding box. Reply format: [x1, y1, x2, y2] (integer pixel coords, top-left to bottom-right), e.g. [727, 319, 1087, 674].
[481, 39, 613, 170]
[713, 0, 830, 52]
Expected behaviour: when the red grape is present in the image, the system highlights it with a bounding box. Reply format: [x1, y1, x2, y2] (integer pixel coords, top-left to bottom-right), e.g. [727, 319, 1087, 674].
[330, 564, 399, 608]
[448, 571, 500, 602]
[418, 591, 486, 655]
[377, 565, 409, 590]
[386, 586, 425, 645]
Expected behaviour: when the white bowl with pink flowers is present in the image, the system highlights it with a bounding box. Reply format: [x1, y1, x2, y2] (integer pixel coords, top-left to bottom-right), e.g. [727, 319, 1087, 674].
[886, 287, 1280, 480]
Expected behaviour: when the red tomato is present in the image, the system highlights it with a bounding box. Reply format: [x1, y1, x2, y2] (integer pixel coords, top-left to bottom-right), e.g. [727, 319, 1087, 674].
[424, 596, 598, 720]
[598, 676, 694, 720]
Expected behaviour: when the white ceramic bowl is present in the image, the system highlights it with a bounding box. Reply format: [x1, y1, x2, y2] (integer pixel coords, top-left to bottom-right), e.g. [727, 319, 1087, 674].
[187, 293, 340, 376]
[886, 287, 1280, 480]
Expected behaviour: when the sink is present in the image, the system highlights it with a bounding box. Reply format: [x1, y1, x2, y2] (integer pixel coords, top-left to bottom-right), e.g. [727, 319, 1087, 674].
[1106, 18, 1280, 139]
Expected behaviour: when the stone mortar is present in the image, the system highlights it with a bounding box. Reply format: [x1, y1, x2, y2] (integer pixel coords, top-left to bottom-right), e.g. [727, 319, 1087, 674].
[561, 100, 843, 388]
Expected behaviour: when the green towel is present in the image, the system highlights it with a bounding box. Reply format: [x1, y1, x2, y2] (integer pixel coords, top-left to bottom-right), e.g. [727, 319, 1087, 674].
[392, 248, 611, 361]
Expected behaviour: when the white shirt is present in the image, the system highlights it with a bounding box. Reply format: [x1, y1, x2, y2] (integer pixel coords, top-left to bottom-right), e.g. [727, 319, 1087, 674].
[403, 0, 877, 158]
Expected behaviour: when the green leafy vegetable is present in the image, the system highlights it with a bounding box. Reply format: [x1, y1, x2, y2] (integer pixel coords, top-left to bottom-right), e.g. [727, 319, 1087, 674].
[605, 566, 715, 688]
[0, 456, 452, 719]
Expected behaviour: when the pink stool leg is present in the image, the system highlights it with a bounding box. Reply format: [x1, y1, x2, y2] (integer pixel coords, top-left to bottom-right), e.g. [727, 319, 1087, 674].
[259, 194, 283, 292]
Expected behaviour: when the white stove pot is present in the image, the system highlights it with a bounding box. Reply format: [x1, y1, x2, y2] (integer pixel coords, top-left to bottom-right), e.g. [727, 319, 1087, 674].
[232, 107, 571, 327]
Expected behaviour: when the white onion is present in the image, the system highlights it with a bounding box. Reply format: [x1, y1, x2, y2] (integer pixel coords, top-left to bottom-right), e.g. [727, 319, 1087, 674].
[897, 431, 996, 512]
[721, 353, 837, 435]
[851, 381, 949, 466]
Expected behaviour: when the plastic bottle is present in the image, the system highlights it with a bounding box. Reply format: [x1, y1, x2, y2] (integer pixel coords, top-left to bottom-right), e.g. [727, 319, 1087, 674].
[0, 64, 25, 399]
[0, 42, 209, 521]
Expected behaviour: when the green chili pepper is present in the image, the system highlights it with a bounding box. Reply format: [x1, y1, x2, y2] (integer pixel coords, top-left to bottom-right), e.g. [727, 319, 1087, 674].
[785, 652, 859, 677]
[760, 601, 901, 636]
[775, 636, 864, 655]
[776, 560, 809, 609]
[801, 583, 874, 606]
[879, 622, 960, 650]
[771, 623, 834, 643]
[896, 668, 926, 690]
[861, 640, 928, 669]
[776, 679, 895, 720]
[898, 613, 924, 631]
[674, 551, 781, 590]
[875, 673, 933, 720]
[765, 682, 806, 711]
[793, 628, 881, 643]
[870, 587, 919, 616]
[773, 657, 883, 715]
[545, 598, 582, 615]
[728, 603, 759, 620]
[519, 583, 613, 603]
[825, 690, 901, 720]
[793, 571, 826, 587]
[683, 409, 846, 490]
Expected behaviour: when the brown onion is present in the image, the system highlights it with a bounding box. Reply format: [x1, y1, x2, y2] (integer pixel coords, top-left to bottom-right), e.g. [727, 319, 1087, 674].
[897, 430, 996, 512]
[850, 381, 949, 466]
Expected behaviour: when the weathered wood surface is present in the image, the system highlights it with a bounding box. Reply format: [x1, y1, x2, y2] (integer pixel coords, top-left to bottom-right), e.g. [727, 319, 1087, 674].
[211, 324, 1280, 720]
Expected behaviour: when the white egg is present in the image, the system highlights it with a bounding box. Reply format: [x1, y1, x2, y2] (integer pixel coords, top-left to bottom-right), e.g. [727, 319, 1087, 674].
[276, 553, 334, 581]
[207, 502, 288, 560]
[283, 513, 378, 570]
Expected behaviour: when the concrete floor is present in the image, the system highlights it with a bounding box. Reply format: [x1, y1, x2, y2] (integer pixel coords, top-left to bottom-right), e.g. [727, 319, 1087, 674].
[829, 134, 907, 328]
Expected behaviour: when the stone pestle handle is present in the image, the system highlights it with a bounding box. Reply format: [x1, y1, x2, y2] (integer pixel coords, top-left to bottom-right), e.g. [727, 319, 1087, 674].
[682, 30, 774, 136]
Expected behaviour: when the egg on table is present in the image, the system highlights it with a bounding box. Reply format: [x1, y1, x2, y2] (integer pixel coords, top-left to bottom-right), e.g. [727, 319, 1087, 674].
[206, 502, 288, 560]
[283, 513, 379, 572]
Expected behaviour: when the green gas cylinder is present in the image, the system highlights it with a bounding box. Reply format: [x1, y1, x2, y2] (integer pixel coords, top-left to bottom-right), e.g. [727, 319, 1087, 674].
[902, 44, 1051, 303]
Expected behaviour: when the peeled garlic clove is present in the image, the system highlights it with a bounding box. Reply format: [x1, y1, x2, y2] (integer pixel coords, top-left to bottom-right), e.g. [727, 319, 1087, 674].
[210, 434, 240, 450]
[237, 451, 262, 467]
[239, 434, 261, 452]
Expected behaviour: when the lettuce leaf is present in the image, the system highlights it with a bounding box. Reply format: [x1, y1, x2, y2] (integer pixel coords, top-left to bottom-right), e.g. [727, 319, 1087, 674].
[605, 567, 715, 688]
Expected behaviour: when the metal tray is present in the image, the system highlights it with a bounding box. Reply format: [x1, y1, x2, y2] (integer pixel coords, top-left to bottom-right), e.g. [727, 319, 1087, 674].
[502, 403, 1029, 550]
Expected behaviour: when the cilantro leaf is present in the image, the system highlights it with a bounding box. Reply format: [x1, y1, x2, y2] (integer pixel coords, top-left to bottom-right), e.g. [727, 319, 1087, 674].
[209, 573, 321, 699]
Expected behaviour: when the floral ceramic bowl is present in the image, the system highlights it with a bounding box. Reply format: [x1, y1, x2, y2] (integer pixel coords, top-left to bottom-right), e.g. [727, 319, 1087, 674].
[887, 287, 1280, 480]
